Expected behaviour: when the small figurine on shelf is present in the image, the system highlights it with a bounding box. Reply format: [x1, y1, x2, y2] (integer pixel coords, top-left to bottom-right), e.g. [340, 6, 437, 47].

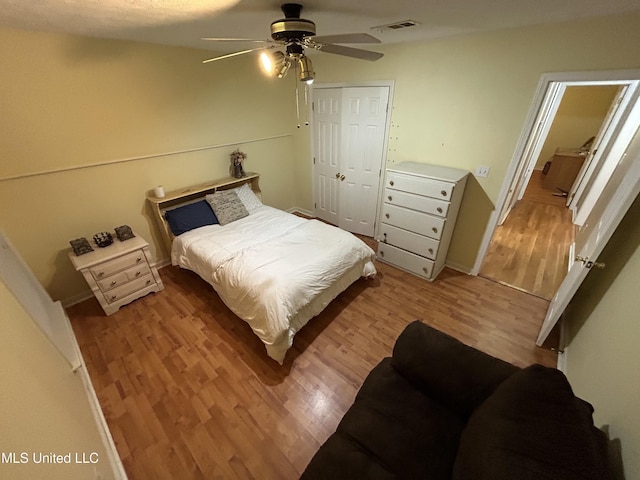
[230, 148, 246, 178]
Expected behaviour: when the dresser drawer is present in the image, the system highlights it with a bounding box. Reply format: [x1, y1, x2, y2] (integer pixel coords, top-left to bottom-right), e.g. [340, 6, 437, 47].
[90, 250, 146, 280]
[386, 171, 454, 200]
[96, 271, 129, 292]
[382, 204, 445, 240]
[103, 274, 155, 304]
[384, 188, 449, 217]
[377, 243, 434, 279]
[380, 223, 440, 260]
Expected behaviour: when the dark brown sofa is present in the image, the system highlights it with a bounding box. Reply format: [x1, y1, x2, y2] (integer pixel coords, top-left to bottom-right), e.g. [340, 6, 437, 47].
[302, 321, 611, 480]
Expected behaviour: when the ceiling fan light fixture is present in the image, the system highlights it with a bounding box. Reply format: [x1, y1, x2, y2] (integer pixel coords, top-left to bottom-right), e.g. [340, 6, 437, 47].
[298, 55, 315, 84]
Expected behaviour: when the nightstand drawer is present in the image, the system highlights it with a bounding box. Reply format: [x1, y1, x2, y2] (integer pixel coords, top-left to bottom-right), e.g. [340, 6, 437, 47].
[381, 204, 445, 240]
[384, 188, 450, 217]
[103, 274, 154, 304]
[380, 223, 440, 260]
[386, 171, 454, 200]
[97, 271, 129, 292]
[90, 250, 146, 280]
[377, 243, 434, 279]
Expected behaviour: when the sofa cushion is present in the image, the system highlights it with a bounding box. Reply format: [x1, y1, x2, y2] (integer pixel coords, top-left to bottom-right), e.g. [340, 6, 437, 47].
[302, 358, 465, 480]
[391, 321, 519, 418]
[453, 364, 612, 480]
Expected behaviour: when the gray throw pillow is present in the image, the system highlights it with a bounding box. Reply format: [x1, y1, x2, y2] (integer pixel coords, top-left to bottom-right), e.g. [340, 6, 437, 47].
[205, 190, 249, 226]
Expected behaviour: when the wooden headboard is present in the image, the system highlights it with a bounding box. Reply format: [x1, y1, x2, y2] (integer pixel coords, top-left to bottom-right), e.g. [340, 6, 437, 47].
[146, 172, 261, 253]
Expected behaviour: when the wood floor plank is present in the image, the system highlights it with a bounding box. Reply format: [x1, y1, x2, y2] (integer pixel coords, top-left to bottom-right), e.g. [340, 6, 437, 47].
[68, 253, 557, 479]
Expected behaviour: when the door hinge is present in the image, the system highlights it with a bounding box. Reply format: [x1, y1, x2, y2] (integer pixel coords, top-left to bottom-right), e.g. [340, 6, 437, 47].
[313, 157, 316, 165]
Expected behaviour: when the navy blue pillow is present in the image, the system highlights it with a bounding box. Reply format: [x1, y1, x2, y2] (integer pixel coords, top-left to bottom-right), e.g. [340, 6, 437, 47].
[165, 201, 218, 236]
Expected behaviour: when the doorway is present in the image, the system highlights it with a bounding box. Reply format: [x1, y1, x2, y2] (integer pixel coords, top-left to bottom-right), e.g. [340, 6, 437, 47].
[312, 84, 392, 236]
[474, 71, 640, 299]
[479, 85, 622, 299]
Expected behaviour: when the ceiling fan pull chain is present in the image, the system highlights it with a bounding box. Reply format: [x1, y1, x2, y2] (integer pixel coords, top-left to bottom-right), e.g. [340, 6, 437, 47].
[295, 64, 301, 128]
[304, 83, 310, 126]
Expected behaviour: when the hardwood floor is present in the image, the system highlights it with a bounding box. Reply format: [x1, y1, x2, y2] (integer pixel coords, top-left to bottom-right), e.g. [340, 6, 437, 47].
[480, 170, 575, 300]
[68, 257, 557, 480]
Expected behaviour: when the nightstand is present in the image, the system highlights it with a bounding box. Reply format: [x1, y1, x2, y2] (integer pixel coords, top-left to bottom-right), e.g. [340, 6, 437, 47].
[69, 233, 164, 315]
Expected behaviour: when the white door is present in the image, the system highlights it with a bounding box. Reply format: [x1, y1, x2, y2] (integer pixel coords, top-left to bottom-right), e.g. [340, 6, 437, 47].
[569, 83, 640, 226]
[536, 126, 640, 345]
[313, 86, 390, 236]
[313, 88, 342, 226]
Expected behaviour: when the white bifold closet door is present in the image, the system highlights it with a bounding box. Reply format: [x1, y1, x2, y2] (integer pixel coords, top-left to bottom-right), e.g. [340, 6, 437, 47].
[313, 86, 390, 236]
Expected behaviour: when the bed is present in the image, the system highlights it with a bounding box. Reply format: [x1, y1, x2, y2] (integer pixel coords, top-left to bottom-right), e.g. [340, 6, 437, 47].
[147, 173, 377, 363]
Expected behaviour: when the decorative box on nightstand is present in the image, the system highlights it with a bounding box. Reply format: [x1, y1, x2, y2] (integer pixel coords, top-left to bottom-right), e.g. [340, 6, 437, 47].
[69, 233, 164, 315]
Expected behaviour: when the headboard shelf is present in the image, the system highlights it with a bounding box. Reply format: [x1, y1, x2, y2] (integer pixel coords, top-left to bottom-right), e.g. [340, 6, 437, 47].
[146, 172, 261, 254]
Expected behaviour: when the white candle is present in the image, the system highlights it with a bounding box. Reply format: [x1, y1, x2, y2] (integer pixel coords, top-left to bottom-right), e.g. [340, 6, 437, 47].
[154, 185, 165, 198]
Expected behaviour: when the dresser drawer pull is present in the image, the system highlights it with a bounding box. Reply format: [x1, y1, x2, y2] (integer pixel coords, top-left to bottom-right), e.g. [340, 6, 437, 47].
[428, 248, 434, 254]
[135, 271, 142, 277]
[441, 190, 447, 197]
[422, 267, 429, 274]
[382, 233, 387, 243]
[432, 227, 438, 234]
[136, 256, 143, 263]
[437, 207, 443, 213]
[146, 279, 152, 285]
[110, 294, 118, 301]
[97, 272, 105, 278]
[380, 250, 385, 257]
[389, 180, 394, 186]
[388, 195, 393, 201]
[385, 213, 390, 219]
[110, 280, 117, 287]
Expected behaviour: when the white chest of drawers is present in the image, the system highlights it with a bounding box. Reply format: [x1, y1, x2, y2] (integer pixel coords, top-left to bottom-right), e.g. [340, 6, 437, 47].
[377, 162, 468, 281]
[69, 234, 164, 315]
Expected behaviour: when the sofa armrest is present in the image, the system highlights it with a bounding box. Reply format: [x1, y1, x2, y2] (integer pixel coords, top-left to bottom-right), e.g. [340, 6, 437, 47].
[391, 321, 519, 418]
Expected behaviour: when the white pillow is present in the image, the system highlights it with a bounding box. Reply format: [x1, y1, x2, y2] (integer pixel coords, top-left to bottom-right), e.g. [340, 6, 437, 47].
[235, 182, 263, 211]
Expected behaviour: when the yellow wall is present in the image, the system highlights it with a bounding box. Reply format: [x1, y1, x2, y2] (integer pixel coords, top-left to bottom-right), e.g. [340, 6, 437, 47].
[536, 85, 620, 170]
[562, 194, 640, 479]
[0, 278, 116, 480]
[0, 27, 298, 302]
[2, 12, 640, 302]
[303, 12, 640, 269]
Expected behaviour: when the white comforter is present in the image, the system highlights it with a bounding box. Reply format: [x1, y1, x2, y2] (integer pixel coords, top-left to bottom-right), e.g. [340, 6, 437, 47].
[171, 206, 376, 363]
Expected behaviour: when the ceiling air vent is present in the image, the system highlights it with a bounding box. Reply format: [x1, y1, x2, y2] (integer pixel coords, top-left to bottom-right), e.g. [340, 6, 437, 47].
[371, 20, 420, 32]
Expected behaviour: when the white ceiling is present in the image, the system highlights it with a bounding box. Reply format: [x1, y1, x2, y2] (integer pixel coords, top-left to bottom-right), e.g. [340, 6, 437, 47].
[2, 0, 640, 54]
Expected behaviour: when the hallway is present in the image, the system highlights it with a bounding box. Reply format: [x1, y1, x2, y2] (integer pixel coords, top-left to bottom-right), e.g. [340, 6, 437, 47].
[480, 171, 575, 300]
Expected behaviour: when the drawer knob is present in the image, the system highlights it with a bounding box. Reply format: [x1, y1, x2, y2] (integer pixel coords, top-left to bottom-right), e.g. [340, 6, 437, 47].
[432, 227, 438, 233]
[423, 267, 429, 274]
[380, 250, 384, 257]
[135, 271, 142, 277]
[110, 294, 117, 301]
[136, 257, 142, 263]
[437, 207, 443, 214]
[146, 279, 152, 285]
[389, 180, 394, 186]
[428, 248, 434, 254]
[387, 195, 392, 201]
[110, 280, 117, 286]
[97, 272, 104, 278]
[441, 190, 447, 197]
[382, 233, 387, 243]
[385, 213, 390, 219]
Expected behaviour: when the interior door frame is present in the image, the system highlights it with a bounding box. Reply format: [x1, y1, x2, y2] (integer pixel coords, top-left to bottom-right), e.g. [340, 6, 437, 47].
[310, 80, 395, 236]
[472, 69, 640, 275]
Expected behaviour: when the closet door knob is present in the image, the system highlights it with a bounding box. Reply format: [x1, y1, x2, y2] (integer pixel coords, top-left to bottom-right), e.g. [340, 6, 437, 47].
[340, 175, 345, 181]
[335, 173, 341, 179]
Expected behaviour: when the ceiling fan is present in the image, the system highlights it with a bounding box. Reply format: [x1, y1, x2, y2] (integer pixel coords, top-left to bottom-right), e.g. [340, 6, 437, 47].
[202, 3, 384, 84]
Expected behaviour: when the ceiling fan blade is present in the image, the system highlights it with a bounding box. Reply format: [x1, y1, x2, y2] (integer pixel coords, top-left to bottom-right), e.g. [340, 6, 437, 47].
[201, 37, 271, 43]
[311, 33, 381, 44]
[202, 48, 264, 64]
[319, 44, 384, 62]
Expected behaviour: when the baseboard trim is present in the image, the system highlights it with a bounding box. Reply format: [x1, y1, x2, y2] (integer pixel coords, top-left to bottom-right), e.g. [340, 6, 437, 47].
[445, 261, 472, 275]
[287, 207, 315, 217]
[76, 364, 128, 479]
